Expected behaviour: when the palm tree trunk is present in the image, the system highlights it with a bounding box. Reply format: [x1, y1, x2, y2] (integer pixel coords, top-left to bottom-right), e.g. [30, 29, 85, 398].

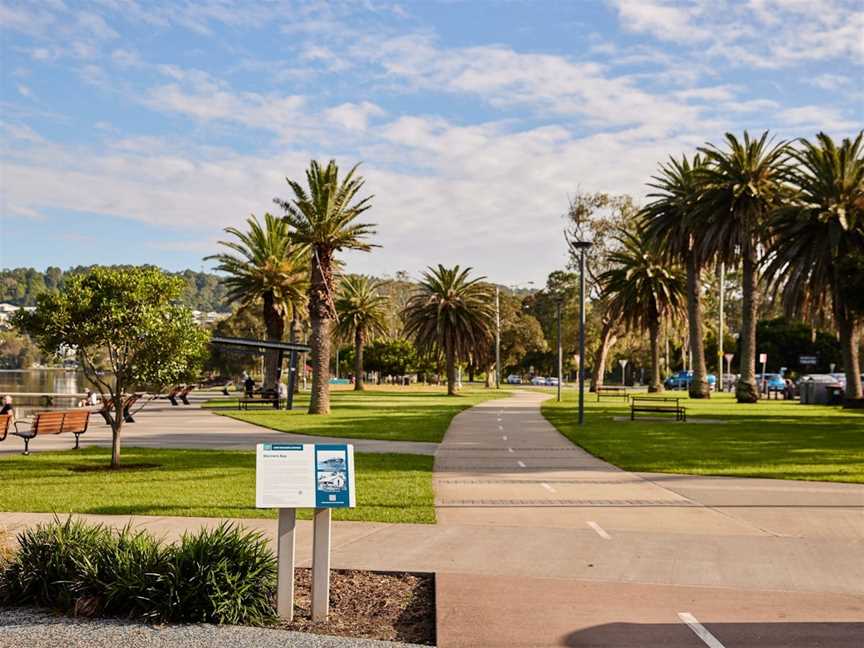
[649, 315, 663, 393]
[354, 326, 365, 391]
[687, 251, 711, 398]
[262, 291, 285, 391]
[308, 246, 334, 414]
[445, 341, 457, 396]
[736, 248, 759, 403]
[835, 304, 863, 404]
[289, 315, 302, 394]
[590, 317, 617, 392]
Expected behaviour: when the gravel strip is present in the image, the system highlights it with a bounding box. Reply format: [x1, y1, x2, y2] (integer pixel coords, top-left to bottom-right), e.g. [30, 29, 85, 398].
[0, 607, 429, 648]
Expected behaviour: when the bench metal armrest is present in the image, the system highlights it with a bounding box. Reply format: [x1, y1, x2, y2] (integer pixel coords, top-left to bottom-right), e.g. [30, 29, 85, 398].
[13, 419, 35, 436]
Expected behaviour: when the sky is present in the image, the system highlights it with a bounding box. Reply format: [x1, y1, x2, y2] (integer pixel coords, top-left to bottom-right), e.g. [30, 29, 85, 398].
[1, 0, 862, 286]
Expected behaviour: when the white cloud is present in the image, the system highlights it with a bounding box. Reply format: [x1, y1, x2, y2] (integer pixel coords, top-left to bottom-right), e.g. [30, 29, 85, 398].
[325, 102, 385, 131]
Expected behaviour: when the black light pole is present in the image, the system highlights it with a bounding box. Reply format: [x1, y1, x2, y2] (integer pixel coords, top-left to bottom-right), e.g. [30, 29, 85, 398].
[569, 239, 592, 425]
[556, 298, 562, 402]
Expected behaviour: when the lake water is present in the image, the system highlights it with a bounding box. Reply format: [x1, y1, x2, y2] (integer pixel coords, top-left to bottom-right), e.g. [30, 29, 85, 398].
[0, 369, 102, 416]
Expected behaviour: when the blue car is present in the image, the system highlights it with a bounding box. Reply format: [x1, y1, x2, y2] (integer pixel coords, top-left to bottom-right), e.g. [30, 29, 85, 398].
[758, 373, 786, 391]
[664, 370, 717, 390]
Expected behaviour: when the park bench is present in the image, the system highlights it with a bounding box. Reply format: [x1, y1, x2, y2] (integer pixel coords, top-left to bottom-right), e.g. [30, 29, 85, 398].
[179, 385, 194, 405]
[630, 396, 686, 422]
[97, 394, 141, 424]
[166, 386, 184, 406]
[596, 386, 629, 402]
[12, 409, 91, 455]
[239, 388, 281, 410]
[0, 414, 11, 442]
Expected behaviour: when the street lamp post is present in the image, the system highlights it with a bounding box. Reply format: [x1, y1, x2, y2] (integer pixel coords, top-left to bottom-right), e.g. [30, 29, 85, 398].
[569, 239, 592, 425]
[556, 298, 563, 402]
[495, 286, 501, 389]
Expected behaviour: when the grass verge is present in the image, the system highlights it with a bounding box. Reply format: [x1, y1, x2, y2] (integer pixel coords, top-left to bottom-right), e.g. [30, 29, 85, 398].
[542, 390, 864, 483]
[205, 385, 510, 444]
[0, 447, 435, 524]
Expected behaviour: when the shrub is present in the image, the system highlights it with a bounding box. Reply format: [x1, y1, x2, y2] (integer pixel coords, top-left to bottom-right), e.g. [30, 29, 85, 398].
[164, 523, 277, 625]
[0, 517, 276, 625]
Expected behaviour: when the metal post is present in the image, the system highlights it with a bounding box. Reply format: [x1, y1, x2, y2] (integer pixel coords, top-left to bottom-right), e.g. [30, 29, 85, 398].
[276, 508, 296, 621]
[556, 299, 562, 402]
[495, 287, 501, 389]
[335, 347, 339, 380]
[311, 508, 332, 621]
[286, 351, 297, 410]
[578, 248, 586, 425]
[718, 262, 725, 393]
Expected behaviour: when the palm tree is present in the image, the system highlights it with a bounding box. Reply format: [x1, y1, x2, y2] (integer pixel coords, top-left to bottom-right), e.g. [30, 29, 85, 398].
[206, 213, 308, 389]
[335, 275, 390, 391]
[275, 160, 376, 414]
[402, 265, 495, 396]
[643, 154, 712, 398]
[764, 131, 864, 403]
[599, 228, 686, 392]
[695, 131, 790, 403]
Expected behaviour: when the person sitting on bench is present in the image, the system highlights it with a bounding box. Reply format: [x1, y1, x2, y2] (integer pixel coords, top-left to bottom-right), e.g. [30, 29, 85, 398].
[1, 395, 15, 423]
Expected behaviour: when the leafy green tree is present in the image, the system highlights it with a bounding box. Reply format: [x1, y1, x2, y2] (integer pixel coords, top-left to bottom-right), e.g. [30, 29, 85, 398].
[350, 339, 421, 379]
[14, 267, 210, 467]
[764, 131, 864, 402]
[206, 213, 308, 389]
[402, 265, 495, 396]
[275, 160, 376, 414]
[335, 275, 389, 391]
[643, 154, 712, 398]
[599, 229, 686, 392]
[696, 131, 790, 403]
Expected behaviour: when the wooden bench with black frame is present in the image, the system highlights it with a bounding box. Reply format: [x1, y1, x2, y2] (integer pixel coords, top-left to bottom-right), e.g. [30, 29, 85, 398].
[630, 395, 687, 422]
[596, 385, 630, 402]
[12, 409, 91, 455]
[238, 388, 281, 411]
[97, 394, 142, 425]
[0, 414, 11, 443]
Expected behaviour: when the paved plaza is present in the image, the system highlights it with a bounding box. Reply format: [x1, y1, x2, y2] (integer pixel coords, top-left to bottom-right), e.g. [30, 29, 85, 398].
[2, 390, 862, 646]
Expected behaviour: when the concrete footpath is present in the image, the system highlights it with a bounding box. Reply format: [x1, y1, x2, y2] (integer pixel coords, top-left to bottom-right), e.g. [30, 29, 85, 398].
[2, 390, 862, 646]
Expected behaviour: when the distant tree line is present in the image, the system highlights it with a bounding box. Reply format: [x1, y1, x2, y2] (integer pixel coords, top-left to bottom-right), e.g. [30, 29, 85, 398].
[0, 266, 233, 312]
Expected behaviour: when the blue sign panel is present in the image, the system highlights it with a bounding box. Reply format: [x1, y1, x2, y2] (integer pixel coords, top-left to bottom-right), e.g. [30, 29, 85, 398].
[314, 444, 351, 508]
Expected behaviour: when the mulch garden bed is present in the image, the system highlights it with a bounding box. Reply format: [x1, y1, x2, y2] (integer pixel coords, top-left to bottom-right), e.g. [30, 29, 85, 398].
[279, 568, 435, 645]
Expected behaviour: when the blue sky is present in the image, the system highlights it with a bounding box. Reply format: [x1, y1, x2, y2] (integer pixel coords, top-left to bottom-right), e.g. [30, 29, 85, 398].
[1, 0, 862, 286]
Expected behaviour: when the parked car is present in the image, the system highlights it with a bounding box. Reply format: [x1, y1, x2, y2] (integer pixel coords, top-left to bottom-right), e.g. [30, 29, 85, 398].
[757, 373, 786, 392]
[545, 377, 559, 386]
[506, 374, 523, 385]
[530, 376, 547, 385]
[663, 370, 717, 390]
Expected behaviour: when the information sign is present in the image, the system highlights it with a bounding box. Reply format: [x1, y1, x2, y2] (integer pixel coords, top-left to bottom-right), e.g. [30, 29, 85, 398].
[256, 443, 355, 509]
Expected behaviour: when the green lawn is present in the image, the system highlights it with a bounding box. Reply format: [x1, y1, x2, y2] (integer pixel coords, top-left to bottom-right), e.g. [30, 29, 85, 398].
[543, 390, 864, 483]
[0, 448, 435, 524]
[205, 385, 510, 443]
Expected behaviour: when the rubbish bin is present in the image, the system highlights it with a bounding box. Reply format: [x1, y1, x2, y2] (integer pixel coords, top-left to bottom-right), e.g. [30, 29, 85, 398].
[799, 381, 814, 404]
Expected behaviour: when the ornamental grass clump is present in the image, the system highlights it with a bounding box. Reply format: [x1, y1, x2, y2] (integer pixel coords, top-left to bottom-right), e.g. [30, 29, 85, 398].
[0, 517, 276, 626]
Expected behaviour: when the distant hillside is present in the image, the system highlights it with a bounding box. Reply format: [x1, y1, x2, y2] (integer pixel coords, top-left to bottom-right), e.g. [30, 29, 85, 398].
[0, 266, 233, 312]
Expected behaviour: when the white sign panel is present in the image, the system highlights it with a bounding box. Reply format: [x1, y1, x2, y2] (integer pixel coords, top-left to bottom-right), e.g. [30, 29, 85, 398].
[256, 443, 356, 509]
[759, 353, 767, 364]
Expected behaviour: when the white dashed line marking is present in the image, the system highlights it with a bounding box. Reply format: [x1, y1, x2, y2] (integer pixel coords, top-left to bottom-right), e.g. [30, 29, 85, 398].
[517, 460, 526, 468]
[586, 521, 611, 540]
[502, 435, 508, 441]
[677, 613, 725, 648]
[507, 447, 514, 453]
[541, 483, 556, 493]
[498, 425, 503, 431]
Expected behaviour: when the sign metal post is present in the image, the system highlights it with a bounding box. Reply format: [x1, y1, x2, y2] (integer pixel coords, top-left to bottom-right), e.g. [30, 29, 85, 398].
[256, 443, 355, 623]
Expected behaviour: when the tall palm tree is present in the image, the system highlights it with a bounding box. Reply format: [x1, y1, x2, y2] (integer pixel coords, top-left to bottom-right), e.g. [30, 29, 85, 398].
[335, 275, 390, 391]
[402, 265, 495, 396]
[206, 213, 308, 389]
[275, 160, 376, 414]
[599, 228, 686, 392]
[643, 154, 712, 398]
[695, 131, 790, 403]
[764, 131, 864, 403]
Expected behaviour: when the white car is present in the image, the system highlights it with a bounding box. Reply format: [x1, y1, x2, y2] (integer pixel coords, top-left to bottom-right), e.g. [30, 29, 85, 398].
[506, 375, 523, 385]
[545, 377, 559, 386]
[530, 376, 546, 385]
